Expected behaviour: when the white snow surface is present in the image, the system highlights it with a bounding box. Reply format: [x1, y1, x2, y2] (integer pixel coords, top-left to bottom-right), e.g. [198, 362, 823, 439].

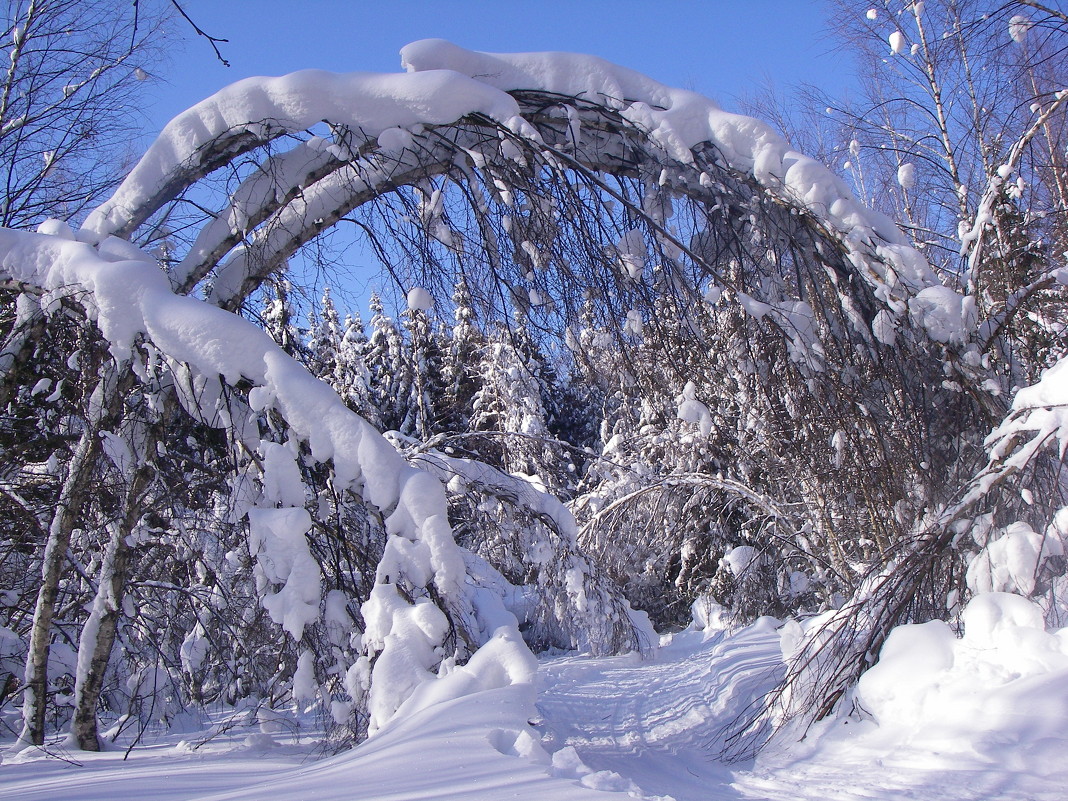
[5, 595, 1066, 800]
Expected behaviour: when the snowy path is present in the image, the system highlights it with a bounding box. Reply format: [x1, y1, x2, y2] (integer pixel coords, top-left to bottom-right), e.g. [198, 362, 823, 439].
[2, 614, 1066, 800]
[537, 621, 784, 801]
[537, 618, 1067, 801]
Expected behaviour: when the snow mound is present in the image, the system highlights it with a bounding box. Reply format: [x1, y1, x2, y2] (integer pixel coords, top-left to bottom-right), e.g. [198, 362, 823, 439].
[855, 592, 1068, 760]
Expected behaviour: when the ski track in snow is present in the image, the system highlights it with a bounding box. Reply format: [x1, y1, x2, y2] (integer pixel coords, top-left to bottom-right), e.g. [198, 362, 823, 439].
[536, 619, 1066, 801]
[537, 622, 784, 801]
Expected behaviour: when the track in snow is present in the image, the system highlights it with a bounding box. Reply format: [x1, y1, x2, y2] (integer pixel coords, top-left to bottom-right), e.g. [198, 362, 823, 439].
[536, 620, 785, 801]
[535, 618, 1063, 801]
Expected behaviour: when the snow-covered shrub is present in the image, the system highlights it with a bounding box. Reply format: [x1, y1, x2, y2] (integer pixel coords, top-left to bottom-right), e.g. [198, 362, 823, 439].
[396, 440, 644, 656]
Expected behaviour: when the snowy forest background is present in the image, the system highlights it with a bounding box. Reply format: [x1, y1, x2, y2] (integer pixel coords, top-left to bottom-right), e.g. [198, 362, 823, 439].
[0, 0, 1067, 778]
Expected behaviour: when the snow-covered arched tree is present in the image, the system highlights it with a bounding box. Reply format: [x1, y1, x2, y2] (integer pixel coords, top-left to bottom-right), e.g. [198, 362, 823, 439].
[1, 37, 1065, 756]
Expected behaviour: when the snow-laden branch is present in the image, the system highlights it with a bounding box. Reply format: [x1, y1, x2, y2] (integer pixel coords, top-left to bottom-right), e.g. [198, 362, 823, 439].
[0, 227, 522, 731]
[962, 90, 1068, 294]
[764, 347, 1068, 744]
[401, 39, 954, 334]
[81, 68, 525, 241]
[172, 141, 347, 291]
[86, 39, 969, 346]
[398, 442, 646, 656]
[979, 357, 1068, 493]
[978, 267, 1068, 351]
[207, 138, 460, 310]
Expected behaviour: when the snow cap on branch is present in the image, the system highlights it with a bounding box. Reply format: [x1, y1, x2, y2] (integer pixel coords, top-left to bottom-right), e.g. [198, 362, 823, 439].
[401, 39, 957, 340]
[82, 69, 523, 241]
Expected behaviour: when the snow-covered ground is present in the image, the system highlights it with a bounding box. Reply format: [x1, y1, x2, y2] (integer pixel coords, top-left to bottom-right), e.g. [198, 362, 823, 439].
[3, 593, 1066, 801]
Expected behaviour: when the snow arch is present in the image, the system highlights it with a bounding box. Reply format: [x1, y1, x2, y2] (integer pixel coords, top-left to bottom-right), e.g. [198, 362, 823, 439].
[81, 39, 964, 345]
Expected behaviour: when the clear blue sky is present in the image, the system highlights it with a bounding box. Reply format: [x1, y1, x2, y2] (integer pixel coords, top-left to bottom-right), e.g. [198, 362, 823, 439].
[148, 1, 851, 133]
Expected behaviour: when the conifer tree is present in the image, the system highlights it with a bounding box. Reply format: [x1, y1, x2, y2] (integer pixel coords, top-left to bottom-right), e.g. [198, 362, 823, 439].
[364, 292, 407, 431]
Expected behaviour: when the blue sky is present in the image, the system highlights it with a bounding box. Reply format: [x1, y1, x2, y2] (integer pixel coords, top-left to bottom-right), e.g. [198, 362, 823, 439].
[148, 1, 852, 132]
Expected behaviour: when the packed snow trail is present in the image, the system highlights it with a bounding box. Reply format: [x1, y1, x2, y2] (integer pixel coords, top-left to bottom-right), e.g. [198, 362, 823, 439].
[536, 620, 784, 800]
[537, 605, 1068, 801]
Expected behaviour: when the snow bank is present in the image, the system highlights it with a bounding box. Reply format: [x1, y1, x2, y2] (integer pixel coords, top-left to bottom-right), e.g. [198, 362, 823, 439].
[854, 592, 1068, 759]
[197, 629, 627, 801]
[388, 627, 537, 723]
